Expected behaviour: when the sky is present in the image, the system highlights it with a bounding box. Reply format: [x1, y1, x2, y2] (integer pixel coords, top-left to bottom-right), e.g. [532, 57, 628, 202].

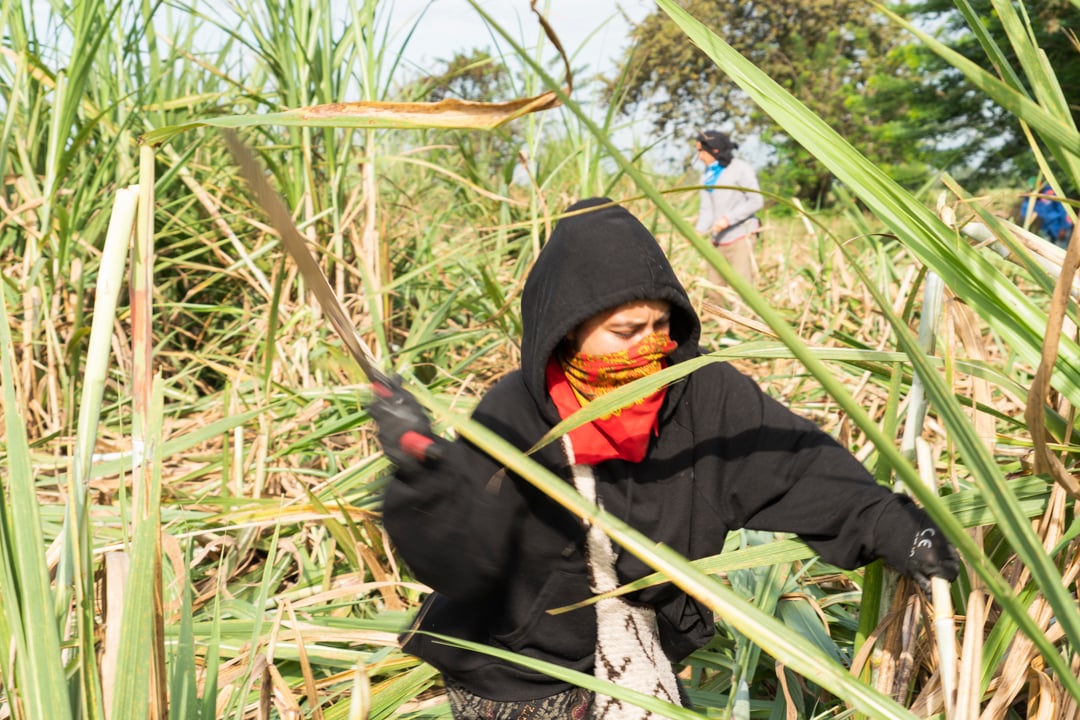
[386, 0, 654, 78]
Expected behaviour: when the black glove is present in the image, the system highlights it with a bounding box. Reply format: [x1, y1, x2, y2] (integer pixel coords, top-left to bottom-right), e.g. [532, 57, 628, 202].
[367, 375, 440, 471]
[877, 497, 960, 596]
[903, 523, 960, 596]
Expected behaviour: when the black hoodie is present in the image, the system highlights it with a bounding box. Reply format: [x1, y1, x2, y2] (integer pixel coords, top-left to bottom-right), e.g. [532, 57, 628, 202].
[382, 198, 932, 702]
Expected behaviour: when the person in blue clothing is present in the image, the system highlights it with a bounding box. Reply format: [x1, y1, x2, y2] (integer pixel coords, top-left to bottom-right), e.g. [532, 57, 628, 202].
[1020, 182, 1074, 248]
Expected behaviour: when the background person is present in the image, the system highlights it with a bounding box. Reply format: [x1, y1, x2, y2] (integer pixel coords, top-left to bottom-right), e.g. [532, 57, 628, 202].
[373, 198, 959, 720]
[695, 130, 764, 296]
[1020, 181, 1074, 248]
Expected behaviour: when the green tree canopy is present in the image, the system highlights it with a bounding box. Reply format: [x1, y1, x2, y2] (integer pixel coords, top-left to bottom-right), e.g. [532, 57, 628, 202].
[896, 0, 1078, 189]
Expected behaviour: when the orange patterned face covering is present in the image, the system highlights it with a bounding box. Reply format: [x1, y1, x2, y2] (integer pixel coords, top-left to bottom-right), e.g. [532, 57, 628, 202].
[560, 331, 678, 403]
[546, 330, 678, 464]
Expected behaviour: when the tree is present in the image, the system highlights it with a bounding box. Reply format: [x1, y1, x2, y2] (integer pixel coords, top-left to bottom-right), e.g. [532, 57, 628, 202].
[409, 49, 524, 190]
[420, 48, 516, 104]
[609, 0, 927, 206]
[896, 0, 1079, 189]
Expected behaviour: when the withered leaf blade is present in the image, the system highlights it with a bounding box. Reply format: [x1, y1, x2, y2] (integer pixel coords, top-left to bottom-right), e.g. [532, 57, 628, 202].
[221, 129, 384, 384]
[142, 90, 564, 146]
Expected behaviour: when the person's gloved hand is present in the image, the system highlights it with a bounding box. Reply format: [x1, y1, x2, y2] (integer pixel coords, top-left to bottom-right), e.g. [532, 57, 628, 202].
[367, 375, 441, 472]
[902, 521, 960, 597]
[877, 498, 960, 596]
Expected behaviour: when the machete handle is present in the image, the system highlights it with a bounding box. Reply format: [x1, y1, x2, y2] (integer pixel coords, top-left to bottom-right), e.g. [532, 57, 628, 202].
[371, 380, 395, 400]
[369, 378, 444, 464]
[400, 430, 443, 463]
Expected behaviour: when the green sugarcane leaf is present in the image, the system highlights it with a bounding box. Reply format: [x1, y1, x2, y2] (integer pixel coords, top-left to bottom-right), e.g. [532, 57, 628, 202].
[0, 276, 73, 718]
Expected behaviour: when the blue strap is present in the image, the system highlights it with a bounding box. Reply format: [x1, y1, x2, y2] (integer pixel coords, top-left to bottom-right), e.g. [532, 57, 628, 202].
[703, 162, 724, 192]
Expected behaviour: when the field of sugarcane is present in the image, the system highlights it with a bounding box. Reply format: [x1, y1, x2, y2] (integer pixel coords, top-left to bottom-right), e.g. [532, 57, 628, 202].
[2, 0, 1079, 718]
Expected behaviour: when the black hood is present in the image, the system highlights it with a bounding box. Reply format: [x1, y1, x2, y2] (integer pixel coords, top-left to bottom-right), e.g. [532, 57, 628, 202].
[520, 198, 701, 418]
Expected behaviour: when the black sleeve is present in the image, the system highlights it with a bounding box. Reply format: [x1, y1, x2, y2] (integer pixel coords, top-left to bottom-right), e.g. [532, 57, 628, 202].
[700, 364, 917, 570]
[380, 381, 530, 601]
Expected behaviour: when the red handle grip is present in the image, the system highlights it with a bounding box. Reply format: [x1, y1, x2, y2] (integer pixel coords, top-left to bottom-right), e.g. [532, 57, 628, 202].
[401, 430, 439, 462]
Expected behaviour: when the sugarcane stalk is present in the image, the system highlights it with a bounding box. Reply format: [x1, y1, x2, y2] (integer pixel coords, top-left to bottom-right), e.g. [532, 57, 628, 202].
[932, 577, 957, 718]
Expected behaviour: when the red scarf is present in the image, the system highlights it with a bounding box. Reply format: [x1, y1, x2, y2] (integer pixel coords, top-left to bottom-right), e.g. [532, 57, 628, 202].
[546, 332, 676, 464]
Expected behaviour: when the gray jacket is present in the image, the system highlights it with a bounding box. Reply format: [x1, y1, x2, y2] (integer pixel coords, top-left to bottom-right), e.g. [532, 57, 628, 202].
[695, 158, 763, 245]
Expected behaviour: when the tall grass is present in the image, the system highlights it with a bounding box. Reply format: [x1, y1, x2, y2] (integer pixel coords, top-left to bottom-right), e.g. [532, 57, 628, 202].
[0, 0, 1076, 717]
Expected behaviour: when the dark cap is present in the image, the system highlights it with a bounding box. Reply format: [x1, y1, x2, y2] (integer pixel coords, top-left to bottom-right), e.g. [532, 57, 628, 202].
[696, 130, 738, 165]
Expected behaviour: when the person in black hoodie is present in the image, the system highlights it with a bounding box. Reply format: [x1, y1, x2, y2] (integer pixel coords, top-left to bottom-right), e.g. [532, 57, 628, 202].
[372, 198, 959, 719]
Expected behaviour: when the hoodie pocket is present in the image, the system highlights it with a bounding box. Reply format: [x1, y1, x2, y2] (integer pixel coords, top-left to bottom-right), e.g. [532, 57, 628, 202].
[492, 568, 594, 660]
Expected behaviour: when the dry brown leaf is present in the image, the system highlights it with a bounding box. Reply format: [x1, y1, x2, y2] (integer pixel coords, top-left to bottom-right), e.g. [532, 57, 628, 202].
[1023, 218, 1080, 498]
[268, 662, 302, 720]
[1027, 668, 1058, 720]
[980, 594, 1057, 720]
[774, 661, 799, 720]
[284, 601, 324, 720]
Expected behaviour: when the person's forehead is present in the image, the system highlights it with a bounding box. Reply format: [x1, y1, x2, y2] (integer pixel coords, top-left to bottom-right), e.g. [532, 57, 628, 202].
[605, 299, 671, 318]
